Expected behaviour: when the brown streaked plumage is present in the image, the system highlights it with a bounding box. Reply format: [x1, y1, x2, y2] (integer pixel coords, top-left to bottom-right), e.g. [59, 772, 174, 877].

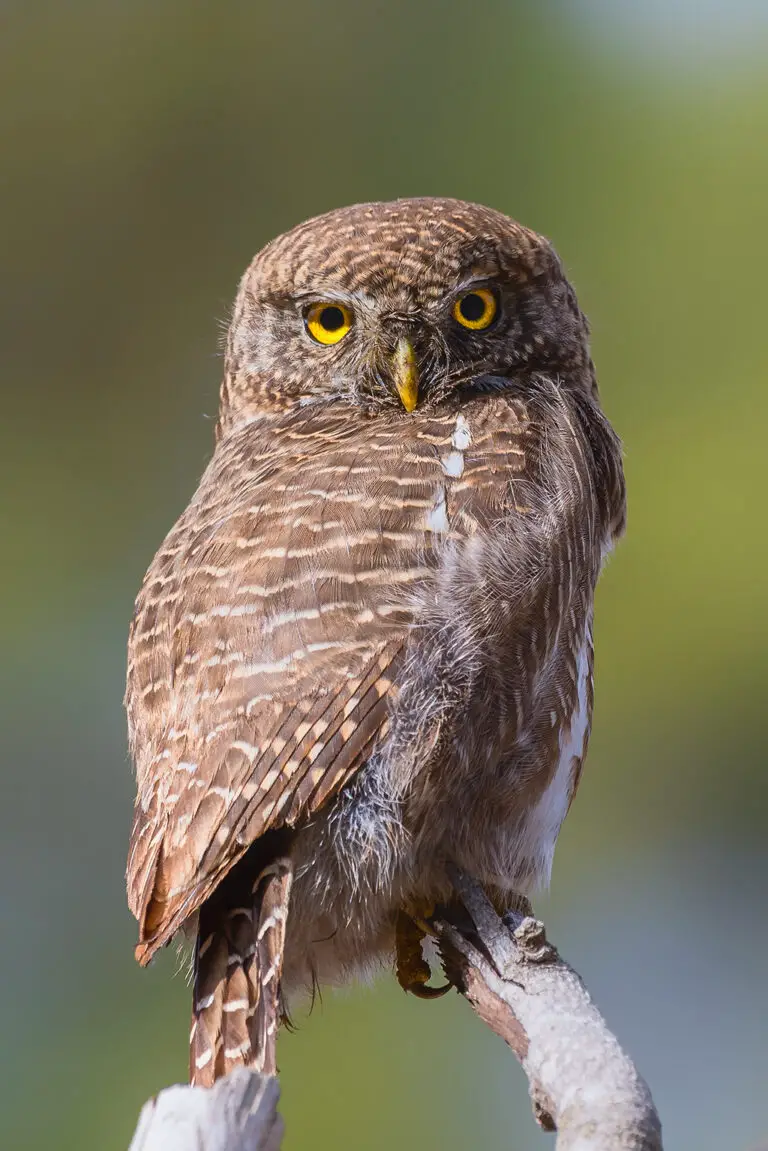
[125, 197, 626, 1085]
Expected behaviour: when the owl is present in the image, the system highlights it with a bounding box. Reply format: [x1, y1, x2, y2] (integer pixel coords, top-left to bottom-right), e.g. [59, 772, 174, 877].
[125, 197, 626, 1086]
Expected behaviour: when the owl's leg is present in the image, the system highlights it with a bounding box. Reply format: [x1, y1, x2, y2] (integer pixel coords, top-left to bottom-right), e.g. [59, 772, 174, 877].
[484, 884, 533, 922]
[190, 848, 293, 1086]
[395, 907, 452, 999]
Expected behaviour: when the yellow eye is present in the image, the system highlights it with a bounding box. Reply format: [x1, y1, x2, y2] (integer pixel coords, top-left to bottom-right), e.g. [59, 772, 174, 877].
[452, 287, 497, 331]
[305, 301, 353, 345]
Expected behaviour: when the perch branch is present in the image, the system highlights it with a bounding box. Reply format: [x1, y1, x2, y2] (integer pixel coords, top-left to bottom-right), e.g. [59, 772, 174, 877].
[127, 873, 662, 1150]
[429, 868, 663, 1151]
[128, 1065, 282, 1151]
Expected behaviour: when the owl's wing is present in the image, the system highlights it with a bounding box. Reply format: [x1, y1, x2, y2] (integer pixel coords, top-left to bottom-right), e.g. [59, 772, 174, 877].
[126, 411, 442, 962]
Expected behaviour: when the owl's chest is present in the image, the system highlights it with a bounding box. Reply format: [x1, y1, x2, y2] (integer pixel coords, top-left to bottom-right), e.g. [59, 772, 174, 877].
[252, 401, 530, 633]
[371, 402, 529, 546]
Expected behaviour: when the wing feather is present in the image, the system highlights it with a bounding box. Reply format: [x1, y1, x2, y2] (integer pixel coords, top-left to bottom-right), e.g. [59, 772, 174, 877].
[126, 399, 533, 961]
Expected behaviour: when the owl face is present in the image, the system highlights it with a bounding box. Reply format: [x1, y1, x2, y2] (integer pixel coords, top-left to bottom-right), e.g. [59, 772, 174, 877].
[221, 198, 591, 431]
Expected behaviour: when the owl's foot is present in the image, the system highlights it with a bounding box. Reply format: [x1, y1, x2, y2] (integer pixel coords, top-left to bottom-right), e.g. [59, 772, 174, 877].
[395, 907, 452, 999]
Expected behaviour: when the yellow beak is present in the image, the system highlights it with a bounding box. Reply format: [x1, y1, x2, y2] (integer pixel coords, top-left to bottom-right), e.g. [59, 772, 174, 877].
[392, 338, 419, 412]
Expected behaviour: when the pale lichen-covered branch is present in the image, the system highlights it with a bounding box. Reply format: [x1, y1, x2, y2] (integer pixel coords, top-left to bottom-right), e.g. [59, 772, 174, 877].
[128, 1065, 282, 1151]
[431, 869, 663, 1151]
[128, 873, 663, 1150]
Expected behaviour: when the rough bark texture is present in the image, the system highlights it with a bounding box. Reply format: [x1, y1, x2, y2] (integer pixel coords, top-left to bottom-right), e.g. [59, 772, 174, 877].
[128, 1066, 282, 1151]
[430, 869, 663, 1150]
[127, 873, 662, 1150]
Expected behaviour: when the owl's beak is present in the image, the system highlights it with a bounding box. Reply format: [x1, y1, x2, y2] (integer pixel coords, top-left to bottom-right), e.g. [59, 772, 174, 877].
[392, 338, 419, 412]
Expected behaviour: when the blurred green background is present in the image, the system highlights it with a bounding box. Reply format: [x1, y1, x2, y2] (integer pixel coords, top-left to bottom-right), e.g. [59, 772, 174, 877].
[2, 1, 766, 1148]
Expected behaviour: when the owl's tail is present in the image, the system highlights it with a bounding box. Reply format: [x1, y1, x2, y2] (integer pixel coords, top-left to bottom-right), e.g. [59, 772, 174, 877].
[189, 853, 293, 1087]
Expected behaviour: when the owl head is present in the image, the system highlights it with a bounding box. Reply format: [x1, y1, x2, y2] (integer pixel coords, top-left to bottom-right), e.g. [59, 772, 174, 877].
[219, 198, 593, 437]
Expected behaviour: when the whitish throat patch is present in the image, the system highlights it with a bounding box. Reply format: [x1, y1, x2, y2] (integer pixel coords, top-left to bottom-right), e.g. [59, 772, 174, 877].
[425, 414, 472, 533]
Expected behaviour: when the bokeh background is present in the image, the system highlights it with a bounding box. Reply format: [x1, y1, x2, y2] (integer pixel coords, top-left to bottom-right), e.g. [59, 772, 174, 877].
[2, 1, 766, 1148]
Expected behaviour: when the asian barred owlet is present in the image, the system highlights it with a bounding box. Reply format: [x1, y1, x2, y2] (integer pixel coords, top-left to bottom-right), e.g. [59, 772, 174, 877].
[125, 197, 626, 1086]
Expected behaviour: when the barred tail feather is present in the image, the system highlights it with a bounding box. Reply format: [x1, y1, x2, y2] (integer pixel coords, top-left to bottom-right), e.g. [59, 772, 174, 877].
[190, 856, 293, 1086]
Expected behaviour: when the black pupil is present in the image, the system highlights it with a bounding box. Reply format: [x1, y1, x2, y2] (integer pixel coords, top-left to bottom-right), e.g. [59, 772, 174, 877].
[320, 306, 345, 331]
[459, 293, 487, 322]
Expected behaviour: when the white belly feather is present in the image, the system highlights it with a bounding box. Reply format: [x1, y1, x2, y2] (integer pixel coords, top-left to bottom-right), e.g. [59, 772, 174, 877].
[518, 632, 592, 889]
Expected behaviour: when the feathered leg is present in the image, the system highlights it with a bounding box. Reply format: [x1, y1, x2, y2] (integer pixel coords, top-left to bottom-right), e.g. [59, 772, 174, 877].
[190, 855, 293, 1086]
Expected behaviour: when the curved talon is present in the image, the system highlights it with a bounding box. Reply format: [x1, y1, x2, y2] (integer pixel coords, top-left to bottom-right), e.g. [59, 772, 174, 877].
[395, 907, 454, 999]
[403, 978, 453, 999]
